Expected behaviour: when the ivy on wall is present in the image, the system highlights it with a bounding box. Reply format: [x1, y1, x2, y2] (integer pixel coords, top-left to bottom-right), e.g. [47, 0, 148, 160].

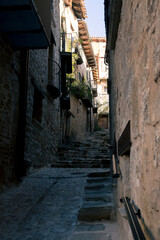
[65, 40, 92, 103]
[70, 80, 92, 102]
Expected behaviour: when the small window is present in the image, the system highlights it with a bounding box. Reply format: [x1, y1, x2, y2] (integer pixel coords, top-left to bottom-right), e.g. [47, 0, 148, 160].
[32, 87, 43, 123]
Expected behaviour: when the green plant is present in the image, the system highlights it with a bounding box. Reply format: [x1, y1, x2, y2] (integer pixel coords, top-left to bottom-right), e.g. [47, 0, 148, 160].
[70, 80, 92, 102]
[94, 126, 102, 131]
[66, 52, 78, 81]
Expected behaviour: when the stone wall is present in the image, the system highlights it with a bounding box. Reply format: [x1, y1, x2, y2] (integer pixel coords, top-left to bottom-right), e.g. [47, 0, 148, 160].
[24, 48, 61, 170]
[24, 0, 61, 170]
[0, 0, 61, 190]
[111, 1, 160, 239]
[0, 34, 21, 189]
[98, 115, 109, 129]
[65, 94, 89, 142]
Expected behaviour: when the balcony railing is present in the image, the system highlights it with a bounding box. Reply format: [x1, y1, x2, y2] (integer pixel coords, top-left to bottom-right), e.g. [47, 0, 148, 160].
[0, 0, 51, 48]
[60, 32, 74, 75]
[60, 32, 78, 53]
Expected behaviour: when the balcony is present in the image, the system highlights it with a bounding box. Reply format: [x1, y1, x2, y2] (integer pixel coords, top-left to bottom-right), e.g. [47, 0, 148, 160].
[60, 33, 72, 74]
[0, 0, 51, 48]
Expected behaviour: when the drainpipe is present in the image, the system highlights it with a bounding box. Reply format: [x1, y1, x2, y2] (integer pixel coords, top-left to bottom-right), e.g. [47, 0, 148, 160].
[110, 50, 116, 154]
[90, 107, 92, 132]
[15, 50, 29, 181]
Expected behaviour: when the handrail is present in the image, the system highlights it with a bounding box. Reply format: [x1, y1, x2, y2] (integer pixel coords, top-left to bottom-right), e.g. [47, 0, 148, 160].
[120, 197, 146, 240]
[112, 155, 120, 178]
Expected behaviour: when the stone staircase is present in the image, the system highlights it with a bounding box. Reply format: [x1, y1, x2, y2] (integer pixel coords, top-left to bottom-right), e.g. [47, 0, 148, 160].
[70, 171, 119, 240]
[52, 129, 110, 168]
[53, 129, 119, 239]
[78, 171, 115, 221]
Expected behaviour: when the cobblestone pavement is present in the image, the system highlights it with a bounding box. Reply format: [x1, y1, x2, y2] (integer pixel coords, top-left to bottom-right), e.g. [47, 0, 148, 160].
[0, 167, 106, 240]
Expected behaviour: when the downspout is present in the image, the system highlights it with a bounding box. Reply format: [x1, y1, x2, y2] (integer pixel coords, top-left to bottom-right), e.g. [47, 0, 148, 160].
[90, 107, 92, 132]
[16, 50, 29, 181]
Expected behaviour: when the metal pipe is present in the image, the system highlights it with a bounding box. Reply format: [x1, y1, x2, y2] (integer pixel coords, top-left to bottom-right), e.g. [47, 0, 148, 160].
[90, 107, 92, 132]
[112, 155, 120, 178]
[120, 197, 146, 240]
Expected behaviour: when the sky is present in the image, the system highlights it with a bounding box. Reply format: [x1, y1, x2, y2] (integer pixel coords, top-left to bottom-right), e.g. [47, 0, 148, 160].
[85, 0, 106, 37]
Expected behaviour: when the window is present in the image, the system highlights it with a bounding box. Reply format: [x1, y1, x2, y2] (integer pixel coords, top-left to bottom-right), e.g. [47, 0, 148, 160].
[32, 87, 43, 123]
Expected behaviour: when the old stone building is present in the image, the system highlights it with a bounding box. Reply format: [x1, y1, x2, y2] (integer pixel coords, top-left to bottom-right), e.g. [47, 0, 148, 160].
[91, 37, 109, 129]
[0, 0, 61, 190]
[60, 0, 97, 142]
[105, 0, 160, 239]
[0, 0, 98, 190]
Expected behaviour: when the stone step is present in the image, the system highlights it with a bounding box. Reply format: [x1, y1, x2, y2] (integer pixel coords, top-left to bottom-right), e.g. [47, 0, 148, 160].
[70, 232, 112, 240]
[87, 171, 109, 178]
[58, 147, 110, 153]
[51, 163, 108, 168]
[58, 153, 110, 157]
[66, 157, 110, 162]
[78, 205, 115, 221]
[58, 150, 109, 154]
[58, 149, 110, 153]
[55, 159, 110, 164]
[84, 192, 113, 203]
[56, 130, 110, 169]
[84, 183, 112, 193]
[54, 159, 110, 164]
[70, 157, 110, 161]
[52, 163, 110, 169]
[82, 200, 114, 210]
[70, 222, 119, 240]
[75, 223, 105, 232]
[67, 148, 110, 153]
[86, 176, 110, 184]
[57, 152, 110, 158]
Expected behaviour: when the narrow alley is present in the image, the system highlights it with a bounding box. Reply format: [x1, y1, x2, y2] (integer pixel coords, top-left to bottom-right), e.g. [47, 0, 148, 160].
[0, 0, 159, 240]
[0, 130, 119, 240]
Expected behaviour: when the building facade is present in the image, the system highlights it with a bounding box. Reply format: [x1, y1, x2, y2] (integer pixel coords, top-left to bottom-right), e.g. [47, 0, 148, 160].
[91, 37, 109, 129]
[0, 0, 61, 190]
[105, 0, 160, 239]
[60, 0, 96, 142]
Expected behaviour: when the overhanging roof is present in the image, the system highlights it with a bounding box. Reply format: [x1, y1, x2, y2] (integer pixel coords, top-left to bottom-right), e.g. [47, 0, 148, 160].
[78, 21, 96, 66]
[0, 0, 50, 48]
[91, 37, 106, 43]
[72, 0, 87, 19]
[78, 21, 99, 82]
[64, 0, 87, 19]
